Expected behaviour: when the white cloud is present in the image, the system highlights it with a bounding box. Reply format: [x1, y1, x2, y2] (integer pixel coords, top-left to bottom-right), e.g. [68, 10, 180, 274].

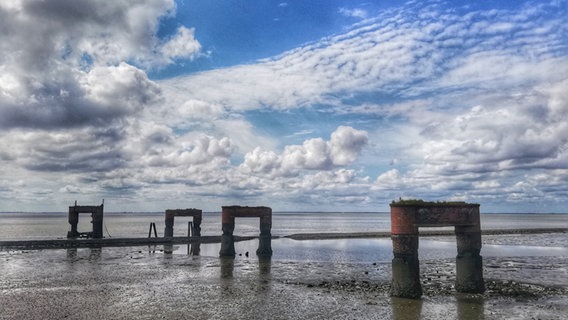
[241, 126, 368, 177]
[160, 26, 201, 63]
[338, 7, 368, 19]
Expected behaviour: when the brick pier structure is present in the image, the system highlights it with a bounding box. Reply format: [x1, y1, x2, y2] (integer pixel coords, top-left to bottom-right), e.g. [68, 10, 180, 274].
[390, 201, 485, 299]
[219, 206, 272, 257]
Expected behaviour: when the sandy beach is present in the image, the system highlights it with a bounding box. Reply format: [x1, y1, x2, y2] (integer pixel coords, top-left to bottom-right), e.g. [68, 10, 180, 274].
[1, 231, 567, 320]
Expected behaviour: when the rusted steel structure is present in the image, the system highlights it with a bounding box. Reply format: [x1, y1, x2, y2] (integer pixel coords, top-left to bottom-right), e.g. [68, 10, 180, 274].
[67, 202, 104, 239]
[164, 208, 202, 238]
[219, 206, 272, 257]
[390, 201, 485, 299]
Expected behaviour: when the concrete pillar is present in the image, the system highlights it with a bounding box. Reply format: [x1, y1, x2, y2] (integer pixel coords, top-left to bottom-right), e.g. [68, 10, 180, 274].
[164, 211, 174, 238]
[91, 207, 103, 238]
[219, 208, 236, 257]
[390, 235, 422, 299]
[390, 205, 422, 299]
[193, 215, 202, 237]
[257, 213, 273, 257]
[67, 208, 79, 238]
[455, 226, 485, 293]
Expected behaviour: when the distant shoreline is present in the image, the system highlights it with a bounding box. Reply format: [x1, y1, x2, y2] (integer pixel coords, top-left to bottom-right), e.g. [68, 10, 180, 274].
[1, 228, 566, 250]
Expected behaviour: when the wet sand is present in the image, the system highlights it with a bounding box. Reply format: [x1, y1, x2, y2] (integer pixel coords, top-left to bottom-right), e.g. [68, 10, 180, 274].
[1, 231, 567, 319]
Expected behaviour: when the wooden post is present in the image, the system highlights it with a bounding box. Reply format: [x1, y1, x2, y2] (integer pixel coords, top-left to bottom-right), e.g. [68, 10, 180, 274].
[148, 222, 157, 238]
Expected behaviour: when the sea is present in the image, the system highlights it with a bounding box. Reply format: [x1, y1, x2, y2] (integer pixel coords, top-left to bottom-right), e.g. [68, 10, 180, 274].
[1, 211, 567, 265]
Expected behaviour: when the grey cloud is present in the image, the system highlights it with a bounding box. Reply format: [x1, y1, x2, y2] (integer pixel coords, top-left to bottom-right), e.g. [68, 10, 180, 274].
[0, 63, 161, 129]
[9, 126, 130, 173]
[0, 0, 198, 130]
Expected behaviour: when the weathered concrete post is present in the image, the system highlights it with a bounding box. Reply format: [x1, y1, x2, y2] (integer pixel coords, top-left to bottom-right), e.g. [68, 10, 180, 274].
[164, 211, 175, 238]
[455, 226, 485, 293]
[91, 206, 104, 238]
[219, 206, 236, 257]
[67, 207, 79, 238]
[257, 210, 273, 257]
[164, 209, 202, 238]
[390, 200, 484, 299]
[219, 206, 273, 257]
[390, 205, 422, 299]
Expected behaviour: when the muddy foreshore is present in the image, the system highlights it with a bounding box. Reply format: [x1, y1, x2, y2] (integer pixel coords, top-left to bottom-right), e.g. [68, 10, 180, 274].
[1, 229, 567, 319]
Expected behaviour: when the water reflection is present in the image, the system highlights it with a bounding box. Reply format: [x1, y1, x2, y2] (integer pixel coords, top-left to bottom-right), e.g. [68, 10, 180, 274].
[391, 297, 422, 320]
[190, 237, 568, 264]
[456, 293, 485, 320]
[258, 256, 271, 279]
[163, 242, 201, 256]
[66, 247, 77, 260]
[88, 247, 102, 261]
[189, 242, 201, 255]
[391, 295, 485, 319]
[220, 256, 235, 279]
[219, 256, 273, 301]
[65, 247, 102, 262]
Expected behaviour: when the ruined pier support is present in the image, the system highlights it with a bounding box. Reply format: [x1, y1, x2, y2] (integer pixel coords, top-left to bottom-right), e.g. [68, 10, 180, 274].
[219, 206, 272, 257]
[390, 201, 484, 299]
[67, 203, 104, 239]
[164, 209, 202, 255]
[164, 208, 202, 238]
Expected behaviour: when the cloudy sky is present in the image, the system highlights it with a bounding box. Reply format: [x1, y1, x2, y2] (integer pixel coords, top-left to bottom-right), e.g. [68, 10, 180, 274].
[1, 0, 567, 213]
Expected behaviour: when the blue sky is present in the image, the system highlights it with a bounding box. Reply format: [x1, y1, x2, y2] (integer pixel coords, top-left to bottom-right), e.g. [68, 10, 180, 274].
[0, 0, 567, 213]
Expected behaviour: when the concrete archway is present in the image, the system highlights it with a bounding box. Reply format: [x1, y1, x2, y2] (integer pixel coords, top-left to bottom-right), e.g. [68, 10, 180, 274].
[390, 200, 485, 299]
[67, 203, 104, 239]
[219, 206, 272, 257]
[164, 208, 202, 237]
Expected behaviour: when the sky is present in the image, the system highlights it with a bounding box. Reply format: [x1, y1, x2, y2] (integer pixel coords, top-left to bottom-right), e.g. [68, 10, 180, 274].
[0, 0, 567, 213]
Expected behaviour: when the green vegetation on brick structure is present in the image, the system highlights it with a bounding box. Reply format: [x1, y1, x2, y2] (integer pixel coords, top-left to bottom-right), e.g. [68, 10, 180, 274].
[390, 198, 479, 206]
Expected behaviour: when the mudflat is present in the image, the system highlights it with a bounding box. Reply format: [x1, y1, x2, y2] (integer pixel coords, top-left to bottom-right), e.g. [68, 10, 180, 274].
[1, 233, 567, 320]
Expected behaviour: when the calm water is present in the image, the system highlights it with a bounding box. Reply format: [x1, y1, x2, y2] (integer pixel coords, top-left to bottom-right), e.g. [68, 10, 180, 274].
[1, 212, 567, 266]
[1, 211, 567, 240]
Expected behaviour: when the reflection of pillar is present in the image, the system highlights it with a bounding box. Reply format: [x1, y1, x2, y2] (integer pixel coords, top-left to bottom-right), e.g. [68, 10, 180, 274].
[66, 248, 78, 260]
[219, 207, 236, 257]
[67, 208, 79, 238]
[193, 215, 202, 237]
[190, 242, 201, 256]
[456, 293, 484, 319]
[455, 225, 485, 293]
[390, 205, 422, 299]
[220, 256, 235, 279]
[89, 247, 102, 260]
[164, 211, 174, 238]
[191, 214, 202, 255]
[258, 256, 272, 277]
[391, 297, 423, 320]
[257, 213, 272, 257]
